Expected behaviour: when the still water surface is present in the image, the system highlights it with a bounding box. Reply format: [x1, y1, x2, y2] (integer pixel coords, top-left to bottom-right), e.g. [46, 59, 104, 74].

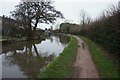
[0, 34, 70, 78]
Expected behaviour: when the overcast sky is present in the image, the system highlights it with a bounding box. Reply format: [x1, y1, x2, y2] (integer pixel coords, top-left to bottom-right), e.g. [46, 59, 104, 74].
[0, 0, 119, 30]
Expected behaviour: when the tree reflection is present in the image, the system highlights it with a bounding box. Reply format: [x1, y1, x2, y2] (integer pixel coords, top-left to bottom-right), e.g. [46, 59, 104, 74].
[2, 35, 69, 78]
[2, 40, 55, 78]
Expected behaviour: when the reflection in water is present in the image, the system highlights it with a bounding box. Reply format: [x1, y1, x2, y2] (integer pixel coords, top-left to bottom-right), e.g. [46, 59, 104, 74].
[59, 34, 70, 45]
[1, 35, 70, 78]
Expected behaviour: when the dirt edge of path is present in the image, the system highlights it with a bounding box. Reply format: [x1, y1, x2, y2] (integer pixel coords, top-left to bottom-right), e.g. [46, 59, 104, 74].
[72, 36, 100, 78]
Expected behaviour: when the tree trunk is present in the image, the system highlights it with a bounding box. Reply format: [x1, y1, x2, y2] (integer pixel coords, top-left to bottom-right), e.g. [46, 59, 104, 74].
[28, 19, 33, 37]
[33, 19, 39, 31]
[28, 19, 32, 31]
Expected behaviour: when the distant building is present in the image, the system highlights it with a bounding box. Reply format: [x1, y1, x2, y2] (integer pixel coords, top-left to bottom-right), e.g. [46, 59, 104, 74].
[1, 15, 25, 37]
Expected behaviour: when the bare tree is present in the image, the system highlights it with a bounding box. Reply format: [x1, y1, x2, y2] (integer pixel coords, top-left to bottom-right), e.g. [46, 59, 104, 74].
[105, 4, 119, 17]
[79, 10, 91, 26]
[86, 16, 91, 25]
[118, 1, 120, 27]
[10, 0, 64, 32]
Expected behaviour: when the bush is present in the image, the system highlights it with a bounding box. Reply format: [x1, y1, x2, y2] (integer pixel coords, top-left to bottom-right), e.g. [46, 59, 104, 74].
[80, 5, 120, 69]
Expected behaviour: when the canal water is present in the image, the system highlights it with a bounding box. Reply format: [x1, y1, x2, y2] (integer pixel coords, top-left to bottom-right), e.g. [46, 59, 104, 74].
[0, 34, 70, 78]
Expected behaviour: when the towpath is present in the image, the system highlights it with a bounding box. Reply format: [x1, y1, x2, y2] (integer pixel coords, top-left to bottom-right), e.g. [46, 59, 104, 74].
[72, 36, 99, 78]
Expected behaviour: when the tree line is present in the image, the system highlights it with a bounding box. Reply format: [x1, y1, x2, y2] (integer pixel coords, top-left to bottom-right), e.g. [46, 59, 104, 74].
[79, 4, 120, 65]
[59, 23, 80, 34]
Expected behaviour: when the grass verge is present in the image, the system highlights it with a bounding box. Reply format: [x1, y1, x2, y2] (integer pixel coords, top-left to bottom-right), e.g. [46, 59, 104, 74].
[79, 36, 118, 78]
[38, 36, 77, 78]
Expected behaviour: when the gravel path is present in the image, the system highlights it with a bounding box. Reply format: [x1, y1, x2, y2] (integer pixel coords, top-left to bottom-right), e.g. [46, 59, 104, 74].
[72, 36, 99, 78]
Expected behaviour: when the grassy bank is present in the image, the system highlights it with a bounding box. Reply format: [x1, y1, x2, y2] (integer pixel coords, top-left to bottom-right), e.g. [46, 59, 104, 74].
[38, 36, 77, 78]
[79, 36, 118, 78]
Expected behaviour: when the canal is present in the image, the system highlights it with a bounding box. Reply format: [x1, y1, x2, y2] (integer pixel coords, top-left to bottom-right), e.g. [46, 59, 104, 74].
[0, 34, 70, 78]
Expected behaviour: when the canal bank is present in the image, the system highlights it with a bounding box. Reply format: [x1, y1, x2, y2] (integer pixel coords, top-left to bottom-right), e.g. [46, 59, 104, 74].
[1, 37, 28, 44]
[1, 34, 70, 78]
[38, 36, 77, 78]
[38, 35, 119, 78]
